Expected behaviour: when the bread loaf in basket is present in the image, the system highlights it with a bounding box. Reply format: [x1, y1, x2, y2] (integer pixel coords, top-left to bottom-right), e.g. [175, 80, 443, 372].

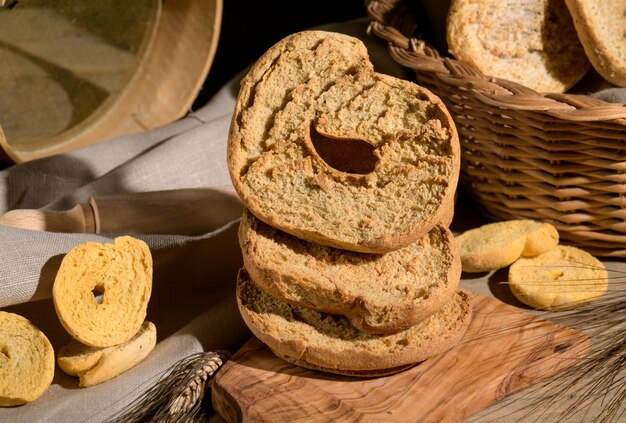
[368, 0, 626, 257]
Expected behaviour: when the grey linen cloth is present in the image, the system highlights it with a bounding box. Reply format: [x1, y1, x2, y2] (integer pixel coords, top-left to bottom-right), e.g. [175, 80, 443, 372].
[0, 70, 250, 422]
[0, 18, 406, 423]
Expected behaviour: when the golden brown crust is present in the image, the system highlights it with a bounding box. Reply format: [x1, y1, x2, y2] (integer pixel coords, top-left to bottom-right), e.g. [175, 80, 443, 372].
[236, 269, 472, 373]
[228, 30, 460, 253]
[273, 351, 417, 377]
[239, 209, 461, 334]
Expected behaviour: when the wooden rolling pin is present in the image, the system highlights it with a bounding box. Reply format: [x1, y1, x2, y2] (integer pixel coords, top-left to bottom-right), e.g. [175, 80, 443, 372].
[0, 187, 243, 235]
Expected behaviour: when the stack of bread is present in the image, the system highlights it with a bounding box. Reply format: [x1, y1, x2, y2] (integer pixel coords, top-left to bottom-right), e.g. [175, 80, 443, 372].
[53, 236, 156, 388]
[227, 30, 472, 376]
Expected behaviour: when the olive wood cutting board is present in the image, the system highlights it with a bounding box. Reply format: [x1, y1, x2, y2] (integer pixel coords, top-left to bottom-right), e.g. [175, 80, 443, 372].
[212, 291, 591, 422]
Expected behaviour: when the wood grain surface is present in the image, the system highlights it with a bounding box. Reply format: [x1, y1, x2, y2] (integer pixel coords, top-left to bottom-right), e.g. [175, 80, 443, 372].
[211, 291, 591, 423]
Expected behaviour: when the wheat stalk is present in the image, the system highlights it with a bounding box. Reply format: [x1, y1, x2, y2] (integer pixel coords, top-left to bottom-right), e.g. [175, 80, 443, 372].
[476, 264, 626, 423]
[107, 350, 231, 423]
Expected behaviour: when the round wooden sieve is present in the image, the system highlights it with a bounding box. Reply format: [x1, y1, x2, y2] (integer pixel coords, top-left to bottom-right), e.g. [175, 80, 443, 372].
[0, 0, 222, 163]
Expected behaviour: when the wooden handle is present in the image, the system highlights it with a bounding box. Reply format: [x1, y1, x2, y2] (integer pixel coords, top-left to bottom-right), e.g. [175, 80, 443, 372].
[90, 187, 242, 235]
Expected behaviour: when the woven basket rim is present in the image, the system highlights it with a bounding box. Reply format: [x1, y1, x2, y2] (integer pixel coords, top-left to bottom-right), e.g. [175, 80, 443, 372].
[366, 0, 626, 125]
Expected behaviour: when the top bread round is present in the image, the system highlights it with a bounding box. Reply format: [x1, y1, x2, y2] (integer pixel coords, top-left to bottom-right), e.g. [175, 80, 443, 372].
[447, 0, 590, 93]
[228, 30, 460, 253]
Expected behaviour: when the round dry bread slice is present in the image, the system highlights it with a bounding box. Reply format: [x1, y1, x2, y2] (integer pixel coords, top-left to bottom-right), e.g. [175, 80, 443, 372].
[236, 269, 472, 375]
[565, 0, 626, 87]
[53, 236, 153, 348]
[446, 0, 590, 93]
[57, 321, 157, 387]
[509, 245, 608, 310]
[0, 311, 55, 406]
[456, 219, 559, 273]
[228, 30, 459, 253]
[239, 209, 461, 334]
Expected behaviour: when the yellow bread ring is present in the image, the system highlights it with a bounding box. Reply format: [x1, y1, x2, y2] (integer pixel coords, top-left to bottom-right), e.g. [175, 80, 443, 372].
[228, 30, 460, 253]
[509, 245, 608, 310]
[53, 236, 153, 348]
[0, 311, 55, 406]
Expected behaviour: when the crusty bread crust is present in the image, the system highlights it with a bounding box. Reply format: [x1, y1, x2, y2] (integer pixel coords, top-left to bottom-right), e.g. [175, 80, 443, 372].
[273, 351, 417, 377]
[509, 245, 608, 310]
[239, 209, 461, 334]
[53, 236, 153, 348]
[236, 269, 472, 372]
[456, 219, 559, 273]
[446, 0, 590, 93]
[0, 311, 55, 406]
[228, 30, 459, 253]
[565, 0, 626, 87]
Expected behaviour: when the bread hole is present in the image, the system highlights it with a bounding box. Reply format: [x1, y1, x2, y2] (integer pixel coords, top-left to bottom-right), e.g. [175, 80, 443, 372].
[308, 123, 378, 174]
[0, 345, 9, 359]
[92, 285, 105, 305]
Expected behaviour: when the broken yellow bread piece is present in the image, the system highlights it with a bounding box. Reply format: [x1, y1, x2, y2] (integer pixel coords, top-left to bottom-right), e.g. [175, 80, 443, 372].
[58, 321, 156, 387]
[0, 311, 55, 406]
[508, 245, 608, 310]
[456, 219, 559, 273]
[53, 236, 153, 348]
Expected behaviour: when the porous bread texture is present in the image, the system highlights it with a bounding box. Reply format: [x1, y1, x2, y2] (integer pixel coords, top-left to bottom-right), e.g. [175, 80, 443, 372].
[446, 0, 590, 93]
[53, 236, 153, 348]
[565, 0, 626, 87]
[0, 311, 55, 406]
[58, 321, 156, 387]
[456, 219, 559, 273]
[239, 209, 461, 334]
[236, 269, 472, 373]
[509, 245, 608, 310]
[228, 30, 460, 253]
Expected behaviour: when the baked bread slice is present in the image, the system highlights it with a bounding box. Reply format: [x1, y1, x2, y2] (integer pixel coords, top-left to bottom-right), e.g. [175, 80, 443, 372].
[565, 0, 626, 87]
[53, 236, 153, 348]
[228, 30, 459, 253]
[0, 311, 55, 406]
[446, 0, 590, 93]
[58, 321, 157, 387]
[509, 245, 608, 310]
[236, 269, 472, 375]
[240, 209, 461, 334]
[456, 219, 559, 273]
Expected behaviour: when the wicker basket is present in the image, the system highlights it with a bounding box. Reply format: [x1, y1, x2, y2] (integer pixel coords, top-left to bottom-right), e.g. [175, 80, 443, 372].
[367, 0, 626, 257]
